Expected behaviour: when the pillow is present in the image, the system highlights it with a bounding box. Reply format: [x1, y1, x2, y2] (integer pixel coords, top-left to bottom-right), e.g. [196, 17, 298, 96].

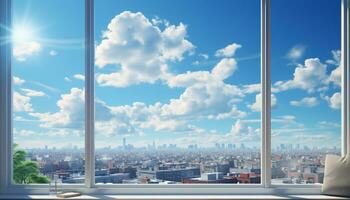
[322, 154, 350, 197]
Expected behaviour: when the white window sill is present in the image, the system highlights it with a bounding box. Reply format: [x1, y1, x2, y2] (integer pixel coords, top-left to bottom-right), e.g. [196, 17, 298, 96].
[0, 195, 347, 199]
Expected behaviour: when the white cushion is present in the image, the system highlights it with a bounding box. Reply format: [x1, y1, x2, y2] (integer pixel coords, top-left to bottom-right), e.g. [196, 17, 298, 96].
[322, 154, 350, 197]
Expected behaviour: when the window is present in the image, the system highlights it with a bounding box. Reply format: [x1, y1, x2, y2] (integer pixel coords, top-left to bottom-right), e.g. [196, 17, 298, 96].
[271, 0, 341, 184]
[11, 0, 85, 184]
[94, 0, 261, 185]
[0, 0, 349, 195]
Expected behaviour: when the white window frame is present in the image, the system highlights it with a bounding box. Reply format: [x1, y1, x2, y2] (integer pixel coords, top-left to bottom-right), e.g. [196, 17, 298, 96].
[0, 0, 349, 195]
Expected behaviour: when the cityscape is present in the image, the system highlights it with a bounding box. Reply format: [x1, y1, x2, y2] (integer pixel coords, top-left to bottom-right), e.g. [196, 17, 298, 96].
[21, 138, 340, 185]
[11, 0, 342, 188]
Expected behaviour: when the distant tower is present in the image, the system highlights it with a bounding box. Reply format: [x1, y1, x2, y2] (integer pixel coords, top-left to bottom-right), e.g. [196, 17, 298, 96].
[123, 137, 126, 149]
[153, 140, 156, 149]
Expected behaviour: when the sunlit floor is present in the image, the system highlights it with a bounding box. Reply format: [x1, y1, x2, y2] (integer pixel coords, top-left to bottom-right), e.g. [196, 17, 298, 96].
[0, 195, 347, 199]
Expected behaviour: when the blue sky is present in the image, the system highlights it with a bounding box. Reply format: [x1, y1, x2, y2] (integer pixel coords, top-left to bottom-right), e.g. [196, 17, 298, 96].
[12, 0, 341, 150]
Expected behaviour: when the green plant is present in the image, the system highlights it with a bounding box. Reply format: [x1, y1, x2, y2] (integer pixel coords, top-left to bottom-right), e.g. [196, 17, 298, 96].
[13, 144, 50, 184]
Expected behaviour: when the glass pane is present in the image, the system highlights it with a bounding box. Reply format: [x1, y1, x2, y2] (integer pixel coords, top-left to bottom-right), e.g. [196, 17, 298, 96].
[271, 0, 341, 184]
[12, 0, 85, 184]
[95, 0, 261, 184]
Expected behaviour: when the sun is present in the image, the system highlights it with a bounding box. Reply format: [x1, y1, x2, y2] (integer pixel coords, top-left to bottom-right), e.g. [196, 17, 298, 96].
[12, 23, 38, 43]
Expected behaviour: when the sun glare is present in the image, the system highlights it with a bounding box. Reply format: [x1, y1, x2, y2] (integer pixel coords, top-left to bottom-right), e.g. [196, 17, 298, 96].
[12, 23, 38, 43]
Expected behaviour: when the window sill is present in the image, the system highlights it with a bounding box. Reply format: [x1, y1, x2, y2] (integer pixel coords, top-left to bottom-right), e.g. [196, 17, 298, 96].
[0, 194, 347, 199]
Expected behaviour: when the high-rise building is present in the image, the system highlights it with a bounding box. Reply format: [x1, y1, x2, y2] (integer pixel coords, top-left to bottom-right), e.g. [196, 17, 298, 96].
[123, 138, 126, 149]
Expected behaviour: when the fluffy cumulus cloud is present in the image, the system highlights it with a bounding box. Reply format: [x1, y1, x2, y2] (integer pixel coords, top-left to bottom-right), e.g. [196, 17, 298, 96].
[290, 97, 318, 107]
[30, 88, 114, 130]
[215, 43, 242, 58]
[329, 92, 341, 110]
[30, 88, 85, 128]
[208, 106, 246, 120]
[93, 11, 249, 133]
[161, 82, 244, 117]
[230, 120, 260, 142]
[95, 119, 136, 136]
[328, 50, 341, 87]
[329, 66, 341, 87]
[162, 80, 244, 119]
[29, 88, 199, 136]
[248, 93, 277, 112]
[167, 58, 237, 88]
[160, 54, 246, 119]
[242, 83, 260, 94]
[13, 91, 33, 112]
[273, 58, 328, 93]
[95, 11, 194, 87]
[13, 41, 41, 61]
[285, 44, 306, 61]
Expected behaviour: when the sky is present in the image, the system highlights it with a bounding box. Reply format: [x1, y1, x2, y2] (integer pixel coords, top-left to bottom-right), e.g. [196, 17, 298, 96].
[11, 0, 341, 150]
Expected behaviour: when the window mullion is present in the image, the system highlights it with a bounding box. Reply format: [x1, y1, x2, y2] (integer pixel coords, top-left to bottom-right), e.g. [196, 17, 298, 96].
[0, 0, 12, 190]
[85, 0, 95, 188]
[261, 0, 271, 188]
[341, 0, 350, 156]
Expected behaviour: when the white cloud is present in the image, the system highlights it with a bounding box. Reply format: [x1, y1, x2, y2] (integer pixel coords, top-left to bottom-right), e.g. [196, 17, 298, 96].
[28, 87, 193, 136]
[329, 66, 341, 87]
[14, 129, 35, 137]
[318, 121, 340, 128]
[73, 74, 85, 81]
[95, 119, 136, 136]
[30, 88, 85, 128]
[327, 50, 341, 87]
[151, 16, 170, 27]
[230, 120, 260, 142]
[329, 92, 341, 109]
[273, 58, 328, 93]
[326, 50, 340, 66]
[167, 58, 237, 88]
[167, 71, 212, 88]
[162, 56, 246, 119]
[49, 50, 58, 56]
[215, 43, 242, 58]
[95, 11, 194, 87]
[285, 44, 306, 61]
[161, 23, 194, 61]
[273, 115, 296, 122]
[167, 120, 260, 147]
[13, 41, 41, 61]
[141, 116, 196, 132]
[208, 106, 246, 120]
[290, 97, 318, 107]
[248, 93, 277, 112]
[161, 82, 244, 117]
[13, 91, 33, 112]
[64, 77, 71, 82]
[211, 58, 238, 80]
[199, 53, 209, 60]
[242, 83, 260, 94]
[21, 88, 46, 97]
[13, 76, 25, 85]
